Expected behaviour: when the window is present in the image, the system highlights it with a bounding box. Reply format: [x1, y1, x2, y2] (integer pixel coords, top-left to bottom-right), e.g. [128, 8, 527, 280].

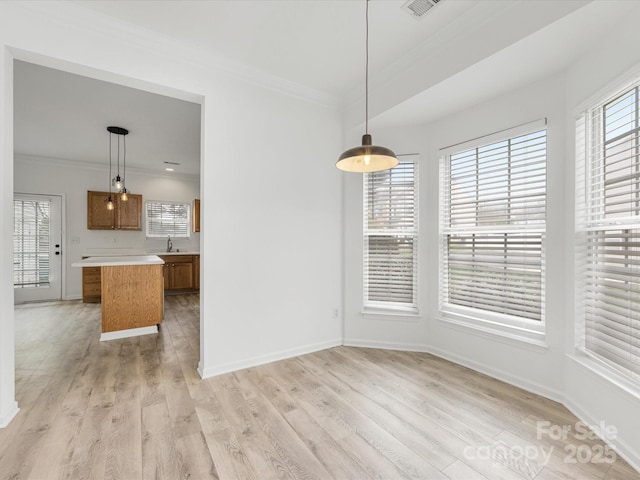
[440, 121, 547, 332]
[13, 198, 50, 288]
[576, 78, 640, 379]
[145, 201, 191, 238]
[363, 155, 418, 311]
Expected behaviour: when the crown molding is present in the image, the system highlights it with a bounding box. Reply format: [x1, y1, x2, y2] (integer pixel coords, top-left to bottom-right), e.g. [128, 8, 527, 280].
[8, 1, 341, 110]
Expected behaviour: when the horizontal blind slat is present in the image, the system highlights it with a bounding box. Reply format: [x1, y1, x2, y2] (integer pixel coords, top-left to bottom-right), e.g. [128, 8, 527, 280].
[442, 128, 546, 324]
[364, 157, 418, 307]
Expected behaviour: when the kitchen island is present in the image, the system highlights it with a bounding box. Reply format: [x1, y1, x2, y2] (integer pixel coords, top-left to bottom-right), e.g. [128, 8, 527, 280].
[72, 255, 164, 341]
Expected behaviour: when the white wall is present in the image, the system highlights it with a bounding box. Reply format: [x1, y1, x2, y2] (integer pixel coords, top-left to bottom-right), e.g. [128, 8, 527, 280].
[343, 4, 640, 470]
[0, 1, 343, 427]
[14, 156, 200, 299]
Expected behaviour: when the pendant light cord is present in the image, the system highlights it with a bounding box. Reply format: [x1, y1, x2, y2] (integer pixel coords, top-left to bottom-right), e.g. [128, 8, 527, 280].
[117, 134, 120, 176]
[123, 134, 126, 188]
[365, 0, 369, 135]
[108, 132, 112, 194]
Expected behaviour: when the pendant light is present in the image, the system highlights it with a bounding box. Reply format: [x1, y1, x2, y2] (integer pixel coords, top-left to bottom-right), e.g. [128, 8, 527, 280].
[336, 0, 398, 173]
[106, 126, 130, 208]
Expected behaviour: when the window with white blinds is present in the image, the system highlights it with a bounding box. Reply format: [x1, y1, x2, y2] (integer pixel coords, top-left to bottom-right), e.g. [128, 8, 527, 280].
[576, 79, 640, 379]
[363, 156, 418, 310]
[13, 199, 50, 288]
[145, 201, 191, 238]
[440, 123, 547, 327]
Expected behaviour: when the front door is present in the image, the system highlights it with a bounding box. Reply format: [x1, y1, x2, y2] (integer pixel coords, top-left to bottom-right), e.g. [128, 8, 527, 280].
[13, 194, 63, 303]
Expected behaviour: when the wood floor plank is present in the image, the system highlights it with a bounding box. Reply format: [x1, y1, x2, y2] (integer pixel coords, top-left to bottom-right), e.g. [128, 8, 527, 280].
[2, 296, 638, 480]
[141, 400, 184, 480]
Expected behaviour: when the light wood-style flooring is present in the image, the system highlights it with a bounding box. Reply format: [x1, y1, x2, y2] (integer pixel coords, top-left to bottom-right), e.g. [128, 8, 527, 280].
[2, 295, 638, 479]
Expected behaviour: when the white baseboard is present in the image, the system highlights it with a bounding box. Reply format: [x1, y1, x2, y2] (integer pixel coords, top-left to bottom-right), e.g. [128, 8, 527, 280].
[0, 401, 19, 429]
[563, 396, 640, 474]
[343, 338, 430, 353]
[424, 345, 565, 403]
[344, 337, 564, 403]
[198, 338, 343, 379]
[100, 325, 158, 341]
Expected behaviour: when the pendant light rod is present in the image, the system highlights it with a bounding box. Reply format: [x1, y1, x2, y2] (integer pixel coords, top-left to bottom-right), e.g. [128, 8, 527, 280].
[365, 0, 369, 136]
[335, 0, 398, 173]
[117, 134, 120, 177]
[108, 131, 112, 194]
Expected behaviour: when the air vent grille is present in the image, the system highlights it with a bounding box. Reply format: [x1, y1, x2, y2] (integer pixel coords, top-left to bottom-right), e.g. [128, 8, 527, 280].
[402, 0, 442, 19]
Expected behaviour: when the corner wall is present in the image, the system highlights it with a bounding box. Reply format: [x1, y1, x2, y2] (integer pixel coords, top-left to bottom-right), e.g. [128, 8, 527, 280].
[343, 4, 640, 470]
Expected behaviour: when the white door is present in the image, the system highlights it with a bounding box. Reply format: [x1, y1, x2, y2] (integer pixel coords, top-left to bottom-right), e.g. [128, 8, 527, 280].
[13, 194, 63, 303]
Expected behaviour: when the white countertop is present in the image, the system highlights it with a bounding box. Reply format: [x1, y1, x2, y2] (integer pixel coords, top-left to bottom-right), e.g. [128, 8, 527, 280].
[81, 249, 199, 259]
[150, 251, 200, 256]
[72, 255, 165, 267]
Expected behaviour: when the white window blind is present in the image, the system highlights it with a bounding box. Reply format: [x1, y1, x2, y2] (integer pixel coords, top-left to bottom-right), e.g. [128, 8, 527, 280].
[364, 156, 418, 310]
[576, 79, 640, 379]
[440, 124, 547, 325]
[14, 198, 51, 288]
[145, 201, 191, 238]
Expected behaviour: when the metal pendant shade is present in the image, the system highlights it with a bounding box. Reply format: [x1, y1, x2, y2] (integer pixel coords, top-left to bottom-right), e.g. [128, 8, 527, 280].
[336, 0, 397, 173]
[336, 134, 397, 173]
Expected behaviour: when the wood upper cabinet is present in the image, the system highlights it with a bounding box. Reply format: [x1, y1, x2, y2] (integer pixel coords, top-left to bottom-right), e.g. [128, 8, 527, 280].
[87, 191, 115, 229]
[117, 193, 142, 230]
[87, 190, 142, 230]
[192, 199, 200, 233]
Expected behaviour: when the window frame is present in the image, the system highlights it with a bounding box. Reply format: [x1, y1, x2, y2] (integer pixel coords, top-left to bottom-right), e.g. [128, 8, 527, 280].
[145, 200, 191, 239]
[576, 76, 640, 381]
[363, 154, 419, 314]
[439, 119, 548, 342]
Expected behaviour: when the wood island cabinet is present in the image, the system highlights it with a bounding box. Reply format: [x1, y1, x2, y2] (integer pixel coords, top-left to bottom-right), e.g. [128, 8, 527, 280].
[87, 190, 142, 230]
[82, 266, 102, 303]
[83, 254, 199, 302]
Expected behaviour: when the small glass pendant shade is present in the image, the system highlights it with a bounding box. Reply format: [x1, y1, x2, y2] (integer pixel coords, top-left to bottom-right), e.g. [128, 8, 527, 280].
[336, 134, 398, 173]
[120, 188, 128, 201]
[112, 175, 123, 191]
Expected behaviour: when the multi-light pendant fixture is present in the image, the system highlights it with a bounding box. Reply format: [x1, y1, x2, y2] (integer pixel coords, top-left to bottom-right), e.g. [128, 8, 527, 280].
[106, 126, 130, 210]
[336, 0, 398, 173]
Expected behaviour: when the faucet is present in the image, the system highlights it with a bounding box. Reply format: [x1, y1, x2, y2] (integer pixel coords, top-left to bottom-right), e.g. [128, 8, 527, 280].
[167, 236, 173, 252]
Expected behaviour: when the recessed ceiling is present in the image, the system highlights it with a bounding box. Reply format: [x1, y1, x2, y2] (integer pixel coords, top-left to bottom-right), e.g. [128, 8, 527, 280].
[15, 0, 633, 172]
[72, 0, 476, 98]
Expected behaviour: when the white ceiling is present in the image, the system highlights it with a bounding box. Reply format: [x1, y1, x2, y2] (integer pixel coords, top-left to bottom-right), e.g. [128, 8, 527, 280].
[14, 61, 202, 176]
[14, 0, 632, 175]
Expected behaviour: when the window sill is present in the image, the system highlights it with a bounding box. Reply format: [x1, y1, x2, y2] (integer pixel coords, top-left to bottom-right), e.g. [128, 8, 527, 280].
[437, 311, 548, 352]
[362, 306, 420, 322]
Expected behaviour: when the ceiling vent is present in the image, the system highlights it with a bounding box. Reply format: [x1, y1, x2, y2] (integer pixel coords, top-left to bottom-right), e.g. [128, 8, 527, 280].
[401, 0, 442, 19]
